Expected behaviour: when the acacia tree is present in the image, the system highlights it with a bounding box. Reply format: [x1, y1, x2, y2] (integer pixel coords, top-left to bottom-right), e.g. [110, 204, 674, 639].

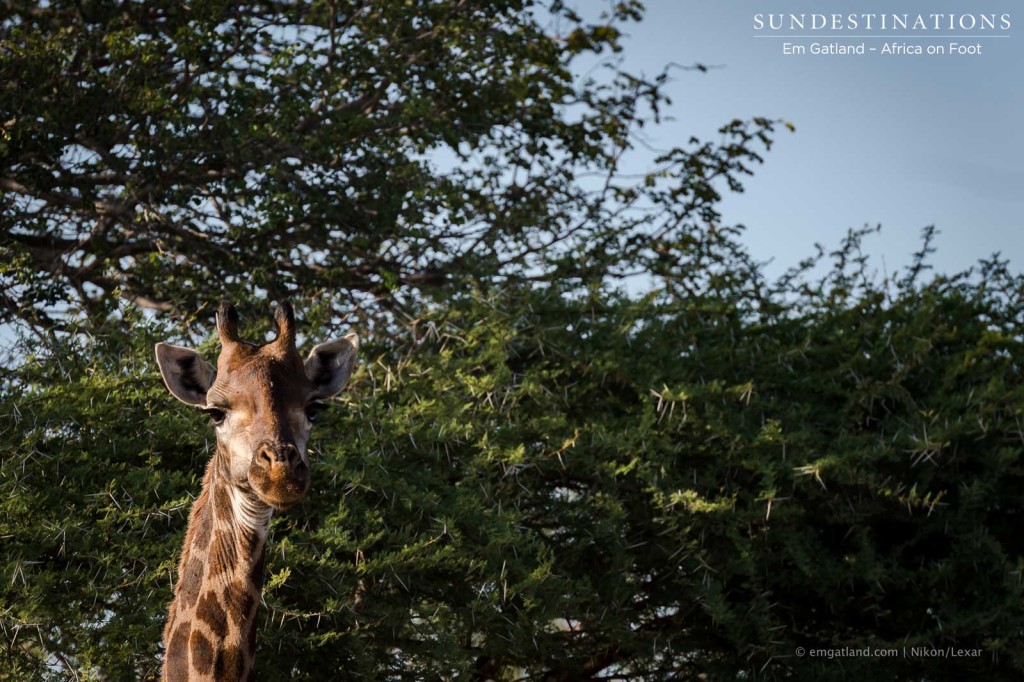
[2, 0, 774, 335]
[4, 238, 1024, 680]
[4, 2, 1024, 681]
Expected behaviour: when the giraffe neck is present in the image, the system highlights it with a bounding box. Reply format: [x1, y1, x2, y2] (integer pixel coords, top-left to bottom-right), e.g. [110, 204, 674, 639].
[162, 449, 273, 682]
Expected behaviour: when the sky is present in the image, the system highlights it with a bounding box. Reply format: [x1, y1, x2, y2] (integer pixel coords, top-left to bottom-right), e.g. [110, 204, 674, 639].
[600, 0, 1023, 280]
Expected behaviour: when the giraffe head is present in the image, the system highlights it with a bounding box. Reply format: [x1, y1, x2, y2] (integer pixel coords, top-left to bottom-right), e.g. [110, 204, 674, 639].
[155, 301, 358, 510]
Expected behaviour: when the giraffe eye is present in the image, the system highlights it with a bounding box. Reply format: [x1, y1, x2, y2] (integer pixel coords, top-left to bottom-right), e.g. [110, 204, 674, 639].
[203, 408, 227, 426]
[305, 401, 327, 423]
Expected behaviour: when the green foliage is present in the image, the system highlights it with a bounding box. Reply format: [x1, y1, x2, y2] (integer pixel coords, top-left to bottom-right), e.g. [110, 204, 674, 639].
[4, 242, 1024, 679]
[1, 315, 203, 679]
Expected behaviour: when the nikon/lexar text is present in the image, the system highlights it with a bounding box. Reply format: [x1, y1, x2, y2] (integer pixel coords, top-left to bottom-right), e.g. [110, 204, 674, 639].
[907, 646, 983, 658]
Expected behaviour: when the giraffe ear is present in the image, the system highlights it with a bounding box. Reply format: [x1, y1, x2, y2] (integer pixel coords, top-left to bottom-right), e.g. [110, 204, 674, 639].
[155, 343, 217, 406]
[304, 333, 359, 399]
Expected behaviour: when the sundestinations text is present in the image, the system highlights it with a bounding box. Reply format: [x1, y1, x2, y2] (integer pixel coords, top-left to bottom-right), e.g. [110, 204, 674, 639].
[754, 13, 1011, 32]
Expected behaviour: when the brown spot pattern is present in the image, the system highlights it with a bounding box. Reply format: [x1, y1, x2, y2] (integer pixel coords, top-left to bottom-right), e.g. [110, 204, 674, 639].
[226, 579, 257, 627]
[211, 529, 238, 576]
[190, 494, 212, 551]
[197, 591, 228, 639]
[164, 624, 190, 682]
[190, 630, 215, 674]
[179, 556, 204, 609]
[250, 551, 266, 588]
[214, 483, 232, 522]
[247, 617, 258, 655]
[242, 526, 263, 560]
[215, 645, 246, 679]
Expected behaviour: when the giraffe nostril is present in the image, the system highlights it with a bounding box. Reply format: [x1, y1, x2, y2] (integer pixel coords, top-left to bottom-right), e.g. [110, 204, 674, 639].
[274, 445, 299, 468]
[257, 447, 274, 467]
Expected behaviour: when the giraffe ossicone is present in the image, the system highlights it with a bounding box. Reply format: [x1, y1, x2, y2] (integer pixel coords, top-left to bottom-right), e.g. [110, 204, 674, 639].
[155, 301, 358, 681]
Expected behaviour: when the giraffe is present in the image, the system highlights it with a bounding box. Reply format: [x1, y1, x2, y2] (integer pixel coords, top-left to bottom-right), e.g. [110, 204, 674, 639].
[154, 300, 358, 681]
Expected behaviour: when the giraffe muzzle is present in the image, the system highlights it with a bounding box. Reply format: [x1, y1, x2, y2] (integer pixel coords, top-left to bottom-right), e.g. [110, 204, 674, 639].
[248, 441, 311, 509]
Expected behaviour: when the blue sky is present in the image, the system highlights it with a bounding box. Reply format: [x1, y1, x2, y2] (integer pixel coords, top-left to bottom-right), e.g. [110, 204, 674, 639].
[603, 0, 1023, 280]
